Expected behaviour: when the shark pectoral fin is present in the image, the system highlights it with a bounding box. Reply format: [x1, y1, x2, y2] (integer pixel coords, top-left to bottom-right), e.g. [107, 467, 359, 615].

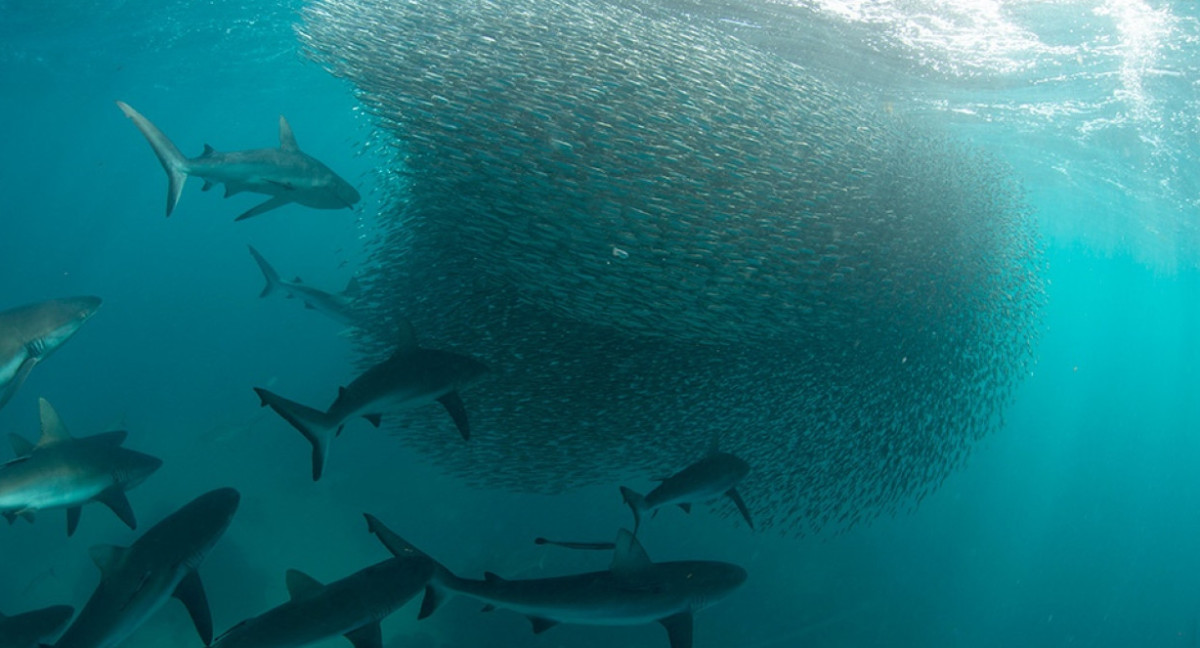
[8, 433, 34, 457]
[677, 503, 692, 514]
[660, 612, 694, 648]
[19, 509, 35, 523]
[528, 617, 559, 634]
[175, 570, 214, 646]
[726, 487, 754, 529]
[66, 506, 82, 537]
[285, 569, 323, 600]
[483, 571, 505, 583]
[344, 623, 382, 648]
[2, 511, 14, 524]
[234, 196, 290, 222]
[0, 357, 36, 412]
[97, 488, 137, 530]
[437, 392, 471, 441]
[610, 529, 653, 578]
[481, 604, 496, 612]
[418, 584, 446, 620]
[303, 301, 317, 310]
[89, 544, 128, 576]
[363, 413, 383, 428]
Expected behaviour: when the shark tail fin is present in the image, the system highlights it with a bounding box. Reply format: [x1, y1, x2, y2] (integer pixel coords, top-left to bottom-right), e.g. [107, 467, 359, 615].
[116, 101, 189, 217]
[247, 245, 282, 298]
[363, 513, 456, 619]
[252, 388, 339, 481]
[619, 486, 648, 534]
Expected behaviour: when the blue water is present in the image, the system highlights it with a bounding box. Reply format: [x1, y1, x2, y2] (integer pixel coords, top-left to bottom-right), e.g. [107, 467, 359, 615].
[2, 0, 1199, 646]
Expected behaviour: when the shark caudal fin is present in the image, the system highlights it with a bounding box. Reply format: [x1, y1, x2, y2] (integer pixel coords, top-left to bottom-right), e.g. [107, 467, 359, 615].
[363, 513, 454, 620]
[252, 388, 340, 481]
[247, 245, 283, 298]
[619, 487, 649, 534]
[116, 101, 190, 217]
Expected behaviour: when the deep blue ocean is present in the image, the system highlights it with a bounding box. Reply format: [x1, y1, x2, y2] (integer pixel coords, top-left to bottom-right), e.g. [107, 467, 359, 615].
[2, 0, 1199, 646]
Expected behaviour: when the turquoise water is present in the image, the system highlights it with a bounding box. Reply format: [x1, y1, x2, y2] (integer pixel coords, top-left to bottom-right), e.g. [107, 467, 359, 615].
[1, 0, 1199, 646]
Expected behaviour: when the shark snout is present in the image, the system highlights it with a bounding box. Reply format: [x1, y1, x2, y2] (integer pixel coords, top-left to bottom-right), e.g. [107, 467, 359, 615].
[336, 180, 361, 208]
[124, 453, 164, 488]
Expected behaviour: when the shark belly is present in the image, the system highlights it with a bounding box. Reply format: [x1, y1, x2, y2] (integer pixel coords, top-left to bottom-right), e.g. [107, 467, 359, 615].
[56, 569, 185, 648]
[0, 347, 29, 386]
[451, 577, 686, 627]
[0, 463, 110, 513]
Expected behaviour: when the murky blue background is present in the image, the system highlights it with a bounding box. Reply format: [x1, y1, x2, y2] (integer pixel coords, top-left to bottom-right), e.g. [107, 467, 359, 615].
[2, 0, 1199, 646]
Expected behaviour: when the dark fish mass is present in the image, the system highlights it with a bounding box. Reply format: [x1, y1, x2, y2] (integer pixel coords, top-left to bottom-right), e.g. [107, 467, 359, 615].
[298, 0, 1045, 534]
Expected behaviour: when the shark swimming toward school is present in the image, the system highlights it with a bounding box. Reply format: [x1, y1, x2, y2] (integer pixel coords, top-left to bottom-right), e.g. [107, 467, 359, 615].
[0, 297, 101, 413]
[0, 605, 73, 648]
[211, 542, 435, 648]
[247, 245, 363, 326]
[621, 452, 754, 533]
[50, 488, 240, 648]
[116, 101, 360, 220]
[253, 326, 487, 480]
[365, 515, 746, 648]
[0, 398, 161, 536]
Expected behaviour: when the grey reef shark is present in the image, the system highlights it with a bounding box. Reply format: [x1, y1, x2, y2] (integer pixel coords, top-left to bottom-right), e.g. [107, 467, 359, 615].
[0, 297, 101, 413]
[248, 245, 363, 327]
[49, 488, 240, 648]
[253, 325, 487, 481]
[210, 533, 436, 648]
[620, 452, 754, 533]
[365, 514, 746, 648]
[0, 398, 162, 536]
[0, 605, 73, 648]
[116, 101, 360, 221]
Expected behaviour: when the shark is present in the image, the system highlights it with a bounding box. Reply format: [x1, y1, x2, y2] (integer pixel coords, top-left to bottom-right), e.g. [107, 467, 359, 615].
[364, 514, 746, 648]
[247, 245, 363, 326]
[0, 398, 162, 536]
[116, 101, 361, 221]
[252, 327, 487, 480]
[0, 605, 73, 648]
[211, 549, 435, 648]
[620, 452, 754, 533]
[50, 488, 240, 648]
[0, 297, 101, 413]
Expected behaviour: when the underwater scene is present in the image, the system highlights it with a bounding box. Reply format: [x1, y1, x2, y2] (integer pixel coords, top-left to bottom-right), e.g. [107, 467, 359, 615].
[1, 0, 1198, 646]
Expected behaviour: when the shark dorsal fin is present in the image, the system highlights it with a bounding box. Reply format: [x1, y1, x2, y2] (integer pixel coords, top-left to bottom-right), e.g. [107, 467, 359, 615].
[202, 144, 217, 157]
[343, 277, 362, 297]
[37, 399, 72, 446]
[292, 276, 304, 284]
[279, 116, 299, 151]
[89, 544, 128, 576]
[8, 434, 34, 457]
[610, 529, 652, 577]
[286, 569, 323, 600]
